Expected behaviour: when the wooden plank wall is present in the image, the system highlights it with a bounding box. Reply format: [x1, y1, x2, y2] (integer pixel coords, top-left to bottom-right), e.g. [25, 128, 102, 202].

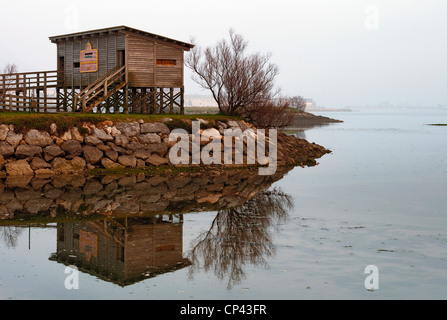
[127, 34, 155, 87]
[57, 32, 126, 89]
[156, 43, 183, 88]
[127, 34, 184, 88]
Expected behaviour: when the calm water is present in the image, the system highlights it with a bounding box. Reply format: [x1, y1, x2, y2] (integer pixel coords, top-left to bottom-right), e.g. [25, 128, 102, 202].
[0, 108, 446, 300]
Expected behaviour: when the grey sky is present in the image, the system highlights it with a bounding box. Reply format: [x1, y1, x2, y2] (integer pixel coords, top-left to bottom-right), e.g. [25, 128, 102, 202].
[1, 0, 446, 108]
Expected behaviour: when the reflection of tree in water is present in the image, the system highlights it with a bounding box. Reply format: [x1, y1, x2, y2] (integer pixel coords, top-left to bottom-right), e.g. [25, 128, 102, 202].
[0, 226, 23, 248]
[187, 187, 293, 289]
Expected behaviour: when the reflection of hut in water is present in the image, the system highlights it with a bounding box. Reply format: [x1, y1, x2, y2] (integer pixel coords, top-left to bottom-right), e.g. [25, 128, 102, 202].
[49, 214, 190, 286]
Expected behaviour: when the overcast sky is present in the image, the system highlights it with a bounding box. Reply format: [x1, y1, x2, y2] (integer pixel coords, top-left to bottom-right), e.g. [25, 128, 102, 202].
[1, 0, 446, 108]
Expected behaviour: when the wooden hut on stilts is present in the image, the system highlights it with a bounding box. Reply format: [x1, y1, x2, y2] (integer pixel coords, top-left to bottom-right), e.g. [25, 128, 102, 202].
[0, 26, 194, 114]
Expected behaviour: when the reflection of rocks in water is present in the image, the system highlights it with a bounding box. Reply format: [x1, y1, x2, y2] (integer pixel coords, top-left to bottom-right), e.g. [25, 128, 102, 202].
[187, 187, 294, 289]
[0, 168, 295, 287]
[49, 215, 189, 287]
[0, 167, 293, 223]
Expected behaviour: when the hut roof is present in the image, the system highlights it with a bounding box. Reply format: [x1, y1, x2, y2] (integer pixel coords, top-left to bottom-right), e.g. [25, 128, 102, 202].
[49, 25, 194, 51]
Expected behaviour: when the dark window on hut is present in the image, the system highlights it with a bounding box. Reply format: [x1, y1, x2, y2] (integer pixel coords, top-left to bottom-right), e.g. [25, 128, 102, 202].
[73, 62, 80, 68]
[156, 59, 176, 66]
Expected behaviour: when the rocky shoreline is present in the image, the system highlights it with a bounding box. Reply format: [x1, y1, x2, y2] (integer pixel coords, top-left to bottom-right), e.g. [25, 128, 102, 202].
[0, 118, 330, 177]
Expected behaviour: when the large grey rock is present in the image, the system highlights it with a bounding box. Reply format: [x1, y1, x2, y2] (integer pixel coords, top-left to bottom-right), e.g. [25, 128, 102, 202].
[138, 133, 161, 145]
[92, 128, 114, 142]
[15, 145, 42, 159]
[60, 140, 83, 156]
[5, 132, 23, 148]
[83, 145, 103, 164]
[43, 144, 64, 161]
[84, 135, 102, 146]
[5, 160, 34, 176]
[140, 122, 170, 135]
[117, 122, 140, 137]
[114, 135, 129, 148]
[25, 129, 53, 147]
[145, 142, 168, 157]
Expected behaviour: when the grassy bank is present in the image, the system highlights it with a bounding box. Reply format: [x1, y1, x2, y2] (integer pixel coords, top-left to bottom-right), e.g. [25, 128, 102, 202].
[0, 112, 239, 134]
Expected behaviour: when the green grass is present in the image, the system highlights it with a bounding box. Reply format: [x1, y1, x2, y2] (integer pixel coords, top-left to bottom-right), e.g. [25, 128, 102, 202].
[427, 123, 447, 126]
[0, 112, 240, 134]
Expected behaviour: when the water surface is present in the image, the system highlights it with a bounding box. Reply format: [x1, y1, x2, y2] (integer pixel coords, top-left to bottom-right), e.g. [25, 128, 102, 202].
[0, 108, 446, 299]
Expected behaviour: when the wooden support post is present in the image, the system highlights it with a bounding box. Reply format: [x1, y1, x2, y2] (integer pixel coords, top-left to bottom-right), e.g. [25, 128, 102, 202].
[44, 73, 48, 113]
[170, 88, 174, 114]
[151, 87, 156, 114]
[180, 86, 185, 115]
[124, 84, 129, 114]
[159, 88, 164, 114]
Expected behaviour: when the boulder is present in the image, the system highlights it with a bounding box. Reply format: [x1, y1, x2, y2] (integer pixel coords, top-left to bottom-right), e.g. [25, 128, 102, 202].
[117, 155, 137, 167]
[52, 157, 86, 174]
[134, 149, 152, 160]
[71, 127, 84, 143]
[117, 122, 140, 137]
[30, 157, 51, 170]
[5, 160, 34, 176]
[84, 135, 102, 146]
[83, 145, 103, 164]
[60, 140, 83, 156]
[227, 120, 239, 128]
[96, 144, 111, 152]
[110, 126, 122, 137]
[146, 154, 169, 166]
[92, 128, 114, 142]
[43, 144, 65, 161]
[145, 142, 168, 157]
[15, 145, 42, 159]
[138, 133, 161, 145]
[60, 130, 72, 141]
[25, 129, 53, 147]
[5, 132, 23, 148]
[140, 122, 170, 135]
[101, 158, 125, 169]
[0, 124, 9, 140]
[114, 134, 129, 148]
[0, 141, 15, 158]
[105, 150, 119, 162]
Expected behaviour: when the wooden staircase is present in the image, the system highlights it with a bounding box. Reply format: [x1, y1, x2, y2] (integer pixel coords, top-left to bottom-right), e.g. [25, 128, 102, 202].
[74, 66, 127, 113]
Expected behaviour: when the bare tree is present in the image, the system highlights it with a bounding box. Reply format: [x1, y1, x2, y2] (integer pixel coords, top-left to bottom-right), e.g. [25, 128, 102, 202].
[186, 30, 280, 117]
[1, 63, 19, 99]
[246, 96, 295, 128]
[288, 95, 307, 111]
